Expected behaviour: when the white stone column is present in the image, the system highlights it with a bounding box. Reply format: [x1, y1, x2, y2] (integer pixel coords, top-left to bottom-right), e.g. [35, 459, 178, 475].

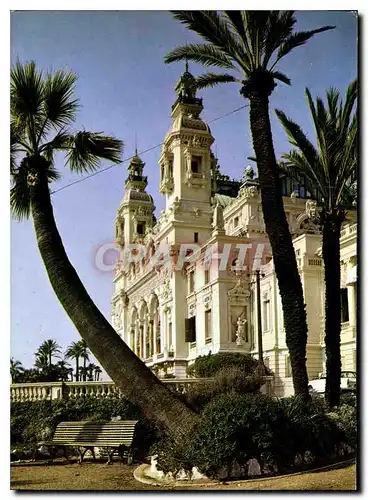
[347, 258, 357, 329]
[347, 284, 356, 328]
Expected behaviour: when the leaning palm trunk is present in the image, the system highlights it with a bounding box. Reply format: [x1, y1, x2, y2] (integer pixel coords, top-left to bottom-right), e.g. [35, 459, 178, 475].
[322, 216, 342, 408]
[247, 90, 309, 399]
[30, 165, 198, 441]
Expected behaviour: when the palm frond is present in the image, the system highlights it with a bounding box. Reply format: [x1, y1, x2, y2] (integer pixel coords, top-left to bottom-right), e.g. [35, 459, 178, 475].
[270, 70, 291, 85]
[195, 72, 239, 89]
[275, 109, 318, 167]
[170, 11, 249, 71]
[11, 61, 44, 121]
[10, 163, 31, 221]
[326, 87, 339, 123]
[66, 131, 123, 173]
[40, 129, 73, 163]
[271, 25, 335, 69]
[340, 78, 358, 137]
[165, 43, 236, 69]
[262, 11, 296, 68]
[41, 69, 79, 134]
[279, 151, 326, 200]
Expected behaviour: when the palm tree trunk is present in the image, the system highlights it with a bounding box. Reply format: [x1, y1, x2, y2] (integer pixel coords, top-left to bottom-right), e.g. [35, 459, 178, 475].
[322, 217, 342, 408]
[29, 172, 198, 441]
[76, 357, 79, 382]
[247, 90, 309, 400]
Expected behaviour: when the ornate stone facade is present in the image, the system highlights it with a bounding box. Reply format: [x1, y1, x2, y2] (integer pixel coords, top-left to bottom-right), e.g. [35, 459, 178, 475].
[112, 67, 357, 392]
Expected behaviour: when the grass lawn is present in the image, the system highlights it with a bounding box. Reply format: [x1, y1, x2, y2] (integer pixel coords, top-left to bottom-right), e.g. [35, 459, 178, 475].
[10, 460, 356, 491]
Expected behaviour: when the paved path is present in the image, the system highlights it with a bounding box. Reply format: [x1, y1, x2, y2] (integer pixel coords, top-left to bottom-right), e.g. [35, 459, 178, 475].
[10, 460, 356, 491]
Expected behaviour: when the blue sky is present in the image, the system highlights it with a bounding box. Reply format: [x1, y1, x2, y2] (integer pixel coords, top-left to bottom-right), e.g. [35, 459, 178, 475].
[10, 11, 357, 375]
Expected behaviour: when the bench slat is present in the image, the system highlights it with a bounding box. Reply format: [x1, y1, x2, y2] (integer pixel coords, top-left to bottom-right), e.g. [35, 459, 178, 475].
[43, 421, 138, 448]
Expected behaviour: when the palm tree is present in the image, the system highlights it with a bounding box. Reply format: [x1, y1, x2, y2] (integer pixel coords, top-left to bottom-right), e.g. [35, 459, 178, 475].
[56, 358, 72, 381]
[77, 340, 90, 381]
[10, 358, 24, 383]
[10, 61, 197, 440]
[34, 352, 49, 372]
[94, 366, 102, 381]
[65, 341, 84, 382]
[78, 366, 90, 382]
[275, 80, 357, 407]
[86, 362, 97, 381]
[35, 339, 61, 367]
[165, 11, 334, 399]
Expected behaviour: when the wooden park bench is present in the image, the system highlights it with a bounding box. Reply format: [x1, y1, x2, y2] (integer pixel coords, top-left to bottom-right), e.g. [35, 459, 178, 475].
[39, 420, 138, 465]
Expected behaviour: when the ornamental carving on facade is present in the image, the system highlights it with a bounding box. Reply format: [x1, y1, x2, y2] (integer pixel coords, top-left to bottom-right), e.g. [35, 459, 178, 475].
[305, 199, 319, 221]
[161, 279, 172, 300]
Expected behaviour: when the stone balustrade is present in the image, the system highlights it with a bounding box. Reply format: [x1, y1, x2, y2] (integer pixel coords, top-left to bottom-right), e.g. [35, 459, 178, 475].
[10, 376, 274, 402]
[341, 223, 357, 240]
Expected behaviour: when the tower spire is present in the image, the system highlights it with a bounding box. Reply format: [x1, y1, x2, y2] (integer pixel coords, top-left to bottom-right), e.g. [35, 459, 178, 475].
[134, 132, 138, 156]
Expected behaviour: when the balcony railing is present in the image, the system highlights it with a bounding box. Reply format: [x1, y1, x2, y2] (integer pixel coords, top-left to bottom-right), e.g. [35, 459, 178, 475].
[10, 376, 274, 402]
[340, 223, 357, 240]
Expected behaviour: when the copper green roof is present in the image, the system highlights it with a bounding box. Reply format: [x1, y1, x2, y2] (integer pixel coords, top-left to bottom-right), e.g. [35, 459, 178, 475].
[212, 193, 235, 209]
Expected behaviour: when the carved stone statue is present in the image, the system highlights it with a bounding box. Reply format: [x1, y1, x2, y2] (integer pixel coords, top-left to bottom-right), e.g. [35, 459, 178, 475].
[213, 203, 225, 230]
[242, 165, 255, 183]
[236, 316, 247, 346]
[305, 199, 318, 221]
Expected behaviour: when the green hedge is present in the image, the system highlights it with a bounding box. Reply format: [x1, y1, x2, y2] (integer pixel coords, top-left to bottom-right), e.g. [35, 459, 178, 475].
[11, 397, 157, 458]
[152, 393, 356, 479]
[186, 352, 271, 378]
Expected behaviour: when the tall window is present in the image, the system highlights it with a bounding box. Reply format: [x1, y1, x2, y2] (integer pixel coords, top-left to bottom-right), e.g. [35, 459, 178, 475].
[168, 323, 173, 354]
[188, 271, 195, 293]
[234, 216, 239, 228]
[191, 155, 201, 174]
[130, 329, 135, 351]
[155, 321, 161, 354]
[205, 309, 212, 342]
[204, 268, 210, 285]
[341, 288, 349, 323]
[137, 222, 145, 235]
[263, 295, 270, 331]
[168, 161, 173, 178]
[194, 232, 199, 243]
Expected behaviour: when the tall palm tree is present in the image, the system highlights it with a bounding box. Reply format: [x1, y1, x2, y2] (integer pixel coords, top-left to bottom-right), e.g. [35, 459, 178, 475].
[56, 358, 72, 381]
[10, 358, 24, 383]
[275, 80, 357, 407]
[86, 362, 97, 381]
[77, 340, 90, 381]
[165, 11, 334, 399]
[78, 366, 90, 382]
[65, 341, 84, 382]
[35, 339, 61, 367]
[11, 61, 197, 440]
[34, 352, 49, 372]
[94, 366, 102, 381]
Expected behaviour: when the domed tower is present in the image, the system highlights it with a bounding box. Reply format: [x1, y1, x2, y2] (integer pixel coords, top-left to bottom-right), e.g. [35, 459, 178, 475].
[159, 63, 214, 227]
[115, 151, 155, 248]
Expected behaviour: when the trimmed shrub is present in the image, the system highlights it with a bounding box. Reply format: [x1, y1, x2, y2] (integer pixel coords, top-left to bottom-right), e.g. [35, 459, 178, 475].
[185, 367, 264, 412]
[186, 352, 271, 378]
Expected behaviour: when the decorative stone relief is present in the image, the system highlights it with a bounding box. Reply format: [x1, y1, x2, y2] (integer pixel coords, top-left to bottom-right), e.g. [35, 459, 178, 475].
[305, 199, 319, 221]
[203, 294, 212, 310]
